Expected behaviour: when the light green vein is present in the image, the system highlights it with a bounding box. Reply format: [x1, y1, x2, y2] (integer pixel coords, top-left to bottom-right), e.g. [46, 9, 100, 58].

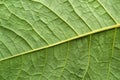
[97, 0, 118, 24]
[39, 49, 48, 80]
[86, 3, 103, 28]
[110, 71, 119, 80]
[4, 3, 50, 45]
[32, 0, 79, 35]
[0, 25, 33, 49]
[31, 10, 62, 41]
[57, 42, 69, 80]
[0, 24, 120, 62]
[0, 40, 12, 56]
[14, 55, 23, 80]
[107, 28, 117, 80]
[82, 35, 91, 80]
[67, 0, 93, 31]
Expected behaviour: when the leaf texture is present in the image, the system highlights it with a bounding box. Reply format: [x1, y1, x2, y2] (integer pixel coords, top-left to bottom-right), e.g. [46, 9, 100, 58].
[0, 0, 120, 80]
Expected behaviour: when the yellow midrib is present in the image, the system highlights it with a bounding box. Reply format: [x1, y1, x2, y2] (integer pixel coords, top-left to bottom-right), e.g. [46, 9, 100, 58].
[0, 24, 120, 62]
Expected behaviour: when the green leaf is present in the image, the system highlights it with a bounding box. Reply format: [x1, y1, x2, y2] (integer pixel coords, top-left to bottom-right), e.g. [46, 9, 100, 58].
[0, 0, 120, 80]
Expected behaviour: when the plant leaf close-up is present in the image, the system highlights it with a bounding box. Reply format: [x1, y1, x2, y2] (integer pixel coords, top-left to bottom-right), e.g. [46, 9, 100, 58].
[0, 0, 120, 80]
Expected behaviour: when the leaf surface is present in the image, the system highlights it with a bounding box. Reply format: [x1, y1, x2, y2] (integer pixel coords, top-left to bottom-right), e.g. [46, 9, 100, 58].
[0, 0, 120, 80]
